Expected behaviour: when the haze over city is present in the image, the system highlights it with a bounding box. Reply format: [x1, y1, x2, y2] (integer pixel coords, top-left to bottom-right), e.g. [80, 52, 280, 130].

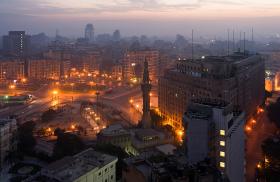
[1, 1, 280, 182]
[1, 0, 280, 38]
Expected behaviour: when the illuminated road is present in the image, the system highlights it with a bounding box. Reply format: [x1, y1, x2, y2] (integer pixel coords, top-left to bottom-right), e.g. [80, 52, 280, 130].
[246, 111, 277, 181]
[100, 86, 143, 125]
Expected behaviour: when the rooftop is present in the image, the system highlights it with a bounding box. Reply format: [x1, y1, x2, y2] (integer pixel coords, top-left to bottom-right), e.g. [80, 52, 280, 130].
[99, 124, 129, 136]
[42, 148, 118, 182]
[0, 118, 16, 128]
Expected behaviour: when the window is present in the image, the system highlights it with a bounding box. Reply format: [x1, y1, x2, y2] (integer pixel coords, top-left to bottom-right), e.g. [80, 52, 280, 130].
[110, 165, 113, 168]
[105, 168, 107, 172]
[220, 130, 225, 136]
[220, 162, 225, 168]
[98, 172, 101, 176]
[111, 175, 114, 179]
[220, 141, 225, 146]
[220, 151, 225, 157]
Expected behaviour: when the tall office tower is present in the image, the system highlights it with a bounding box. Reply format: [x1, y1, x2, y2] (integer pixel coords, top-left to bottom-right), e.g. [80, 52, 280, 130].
[3, 31, 30, 57]
[85, 24, 94, 42]
[141, 59, 152, 128]
[112, 29, 121, 41]
[183, 99, 245, 182]
[123, 50, 159, 84]
[158, 52, 265, 130]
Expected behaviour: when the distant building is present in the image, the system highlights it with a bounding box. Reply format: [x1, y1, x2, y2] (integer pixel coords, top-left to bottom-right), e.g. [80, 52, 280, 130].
[97, 124, 132, 153]
[27, 59, 60, 80]
[0, 118, 17, 169]
[123, 50, 159, 84]
[85, 24, 94, 42]
[112, 30, 121, 42]
[183, 99, 245, 182]
[3, 31, 30, 56]
[71, 51, 101, 73]
[0, 59, 25, 81]
[158, 53, 265, 130]
[43, 50, 71, 78]
[26, 148, 118, 182]
[111, 64, 122, 80]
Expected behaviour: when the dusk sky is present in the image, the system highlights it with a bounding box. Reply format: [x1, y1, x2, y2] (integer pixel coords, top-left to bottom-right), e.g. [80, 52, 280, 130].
[1, 0, 280, 38]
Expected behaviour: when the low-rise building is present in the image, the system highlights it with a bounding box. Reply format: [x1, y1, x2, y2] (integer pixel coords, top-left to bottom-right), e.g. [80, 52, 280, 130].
[26, 148, 118, 182]
[0, 118, 17, 168]
[27, 59, 60, 80]
[0, 59, 25, 81]
[97, 124, 131, 153]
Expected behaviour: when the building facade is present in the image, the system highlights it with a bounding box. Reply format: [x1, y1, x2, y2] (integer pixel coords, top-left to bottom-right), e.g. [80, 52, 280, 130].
[123, 50, 159, 84]
[3, 31, 30, 56]
[0, 118, 17, 169]
[183, 99, 245, 182]
[158, 53, 265, 130]
[27, 59, 60, 80]
[31, 148, 118, 182]
[0, 59, 25, 81]
[85, 24, 94, 42]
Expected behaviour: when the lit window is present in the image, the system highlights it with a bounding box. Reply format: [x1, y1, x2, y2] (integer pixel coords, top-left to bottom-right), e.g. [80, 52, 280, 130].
[220, 151, 225, 157]
[220, 141, 225, 146]
[220, 130, 225, 136]
[220, 162, 225, 168]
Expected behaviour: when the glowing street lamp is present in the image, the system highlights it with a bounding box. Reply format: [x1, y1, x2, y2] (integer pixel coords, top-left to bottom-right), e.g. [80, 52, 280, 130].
[21, 78, 27, 83]
[245, 126, 252, 132]
[52, 90, 58, 95]
[71, 124, 76, 130]
[9, 84, 16, 89]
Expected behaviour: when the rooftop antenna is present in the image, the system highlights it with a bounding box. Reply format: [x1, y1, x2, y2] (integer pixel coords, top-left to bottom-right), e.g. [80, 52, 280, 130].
[227, 29, 230, 56]
[239, 31, 242, 52]
[233, 30, 235, 52]
[244, 32, 246, 54]
[192, 29, 194, 60]
[55, 29, 59, 40]
[252, 27, 254, 42]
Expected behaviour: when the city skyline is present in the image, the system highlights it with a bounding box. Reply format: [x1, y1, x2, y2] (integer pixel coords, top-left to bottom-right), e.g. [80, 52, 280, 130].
[0, 0, 280, 38]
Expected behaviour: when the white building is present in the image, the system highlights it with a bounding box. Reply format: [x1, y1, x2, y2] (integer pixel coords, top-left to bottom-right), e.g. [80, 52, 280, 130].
[39, 148, 118, 182]
[183, 99, 245, 182]
[0, 118, 17, 168]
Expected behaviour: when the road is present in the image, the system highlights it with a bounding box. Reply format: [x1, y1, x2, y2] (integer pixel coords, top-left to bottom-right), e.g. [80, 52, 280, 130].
[100, 86, 143, 125]
[246, 111, 277, 181]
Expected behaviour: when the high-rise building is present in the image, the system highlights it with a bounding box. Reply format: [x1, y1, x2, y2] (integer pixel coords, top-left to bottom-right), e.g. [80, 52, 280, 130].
[158, 52, 265, 130]
[3, 31, 30, 56]
[0, 118, 17, 169]
[0, 59, 25, 81]
[183, 99, 245, 182]
[85, 24, 94, 42]
[123, 50, 159, 84]
[112, 30, 121, 41]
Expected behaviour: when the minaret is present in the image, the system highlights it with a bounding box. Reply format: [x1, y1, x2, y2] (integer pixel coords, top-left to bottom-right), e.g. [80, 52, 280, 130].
[141, 58, 152, 128]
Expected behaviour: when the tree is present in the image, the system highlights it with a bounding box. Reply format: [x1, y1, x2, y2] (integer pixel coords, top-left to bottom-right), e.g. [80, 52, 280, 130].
[52, 132, 85, 159]
[18, 121, 36, 153]
[261, 136, 280, 181]
[267, 98, 280, 129]
[41, 109, 57, 122]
